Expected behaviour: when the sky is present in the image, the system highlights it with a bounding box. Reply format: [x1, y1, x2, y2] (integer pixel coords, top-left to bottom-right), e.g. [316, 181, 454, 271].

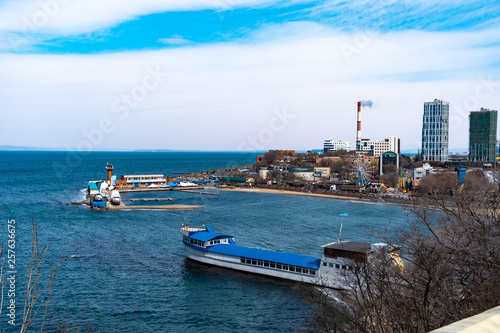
[0, 0, 499, 151]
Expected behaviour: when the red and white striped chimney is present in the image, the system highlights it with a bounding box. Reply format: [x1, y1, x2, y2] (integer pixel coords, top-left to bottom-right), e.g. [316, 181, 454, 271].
[356, 101, 361, 149]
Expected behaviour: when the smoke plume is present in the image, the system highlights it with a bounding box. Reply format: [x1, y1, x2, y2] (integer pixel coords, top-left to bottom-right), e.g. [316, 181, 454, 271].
[360, 100, 373, 108]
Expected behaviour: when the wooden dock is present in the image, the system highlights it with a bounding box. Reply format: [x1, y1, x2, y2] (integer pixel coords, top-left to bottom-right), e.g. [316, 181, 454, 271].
[108, 204, 203, 210]
[74, 200, 203, 210]
[176, 189, 219, 196]
[125, 198, 174, 202]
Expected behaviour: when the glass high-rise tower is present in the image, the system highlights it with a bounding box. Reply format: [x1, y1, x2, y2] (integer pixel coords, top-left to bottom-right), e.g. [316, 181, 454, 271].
[469, 108, 498, 163]
[421, 99, 449, 162]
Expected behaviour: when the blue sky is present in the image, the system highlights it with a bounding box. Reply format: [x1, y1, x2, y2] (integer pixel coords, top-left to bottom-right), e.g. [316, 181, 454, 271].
[1, 0, 499, 151]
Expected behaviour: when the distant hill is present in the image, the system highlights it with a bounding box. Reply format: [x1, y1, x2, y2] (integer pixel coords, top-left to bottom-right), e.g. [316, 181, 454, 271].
[0, 145, 54, 151]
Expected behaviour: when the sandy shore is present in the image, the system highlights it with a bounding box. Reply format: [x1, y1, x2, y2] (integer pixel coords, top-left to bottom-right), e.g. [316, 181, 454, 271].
[211, 186, 383, 202]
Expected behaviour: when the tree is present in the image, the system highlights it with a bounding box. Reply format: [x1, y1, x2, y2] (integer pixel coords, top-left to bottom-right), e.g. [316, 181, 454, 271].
[263, 150, 279, 166]
[381, 171, 399, 187]
[307, 173, 500, 332]
[399, 155, 412, 169]
[418, 173, 458, 196]
[380, 164, 399, 187]
[323, 158, 352, 181]
[0, 207, 63, 333]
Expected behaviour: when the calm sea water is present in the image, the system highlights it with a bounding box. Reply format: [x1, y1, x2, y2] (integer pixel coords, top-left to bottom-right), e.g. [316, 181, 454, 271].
[0, 151, 410, 332]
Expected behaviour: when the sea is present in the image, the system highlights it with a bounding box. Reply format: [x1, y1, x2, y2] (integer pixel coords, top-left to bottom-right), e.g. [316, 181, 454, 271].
[0, 151, 411, 332]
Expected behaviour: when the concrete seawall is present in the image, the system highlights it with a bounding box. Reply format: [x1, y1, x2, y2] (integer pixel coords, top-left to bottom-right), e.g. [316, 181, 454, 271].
[430, 306, 500, 332]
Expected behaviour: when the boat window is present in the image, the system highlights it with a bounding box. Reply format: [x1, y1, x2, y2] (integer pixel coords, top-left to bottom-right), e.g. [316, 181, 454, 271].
[335, 264, 340, 269]
[329, 263, 333, 268]
[258, 260, 263, 266]
[303, 269, 309, 274]
[323, 262, 327, 266]
[296, 267, 302, 273]
[289, 266, 295, 272]
[264, 261, 269, 267]
[282, 265, 288, 271]
[270, 262, 276, 268]
[251, 259, 257, 265]
[309, 270, 316, 275]
[246, 258, 251, 264]
[342, 265, 347, 270]
[240, 257, 245, 263]
[276, 263, 282, 269]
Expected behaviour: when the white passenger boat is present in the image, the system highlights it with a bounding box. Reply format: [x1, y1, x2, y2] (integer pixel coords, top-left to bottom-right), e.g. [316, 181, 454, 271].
[180, 225, 402, 288]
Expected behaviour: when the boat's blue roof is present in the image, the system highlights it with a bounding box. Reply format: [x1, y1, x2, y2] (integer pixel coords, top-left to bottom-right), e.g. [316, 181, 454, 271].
[189, 226, 233, 242]
[207, 244, 321, 270]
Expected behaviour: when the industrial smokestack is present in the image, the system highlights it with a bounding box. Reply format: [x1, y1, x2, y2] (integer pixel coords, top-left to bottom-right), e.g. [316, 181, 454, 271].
[356, 101, 361, 150]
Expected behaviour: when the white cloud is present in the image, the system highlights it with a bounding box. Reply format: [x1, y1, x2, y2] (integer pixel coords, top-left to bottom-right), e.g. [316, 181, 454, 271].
[0, 22, 499, 150]
[0, 0, 283, 35]
[158, 36, 192, 45]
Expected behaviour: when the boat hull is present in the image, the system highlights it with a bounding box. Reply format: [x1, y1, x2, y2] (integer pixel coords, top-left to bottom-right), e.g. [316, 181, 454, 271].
[91, 200, 106, 208]
[184, 244, 318, 284]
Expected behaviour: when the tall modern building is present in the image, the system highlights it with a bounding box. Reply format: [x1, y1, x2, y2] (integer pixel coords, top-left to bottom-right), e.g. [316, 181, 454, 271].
[469, 108, 498, 163]
[421, 99, 449, 162]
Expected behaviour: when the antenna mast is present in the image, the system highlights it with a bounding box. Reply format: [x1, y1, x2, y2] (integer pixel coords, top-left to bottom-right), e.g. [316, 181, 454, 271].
[337, 213, 348, 243]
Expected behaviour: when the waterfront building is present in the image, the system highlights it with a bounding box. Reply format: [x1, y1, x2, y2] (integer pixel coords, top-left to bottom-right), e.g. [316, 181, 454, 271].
[413, 163, 433, 188]
[323, 139, 350, 152]
[357, 136, 399, 157]
[469, 108, 498, 163]
[314, 167, 331, 178]
[421, 99, 449, 162]
[115, 174, 168, 188]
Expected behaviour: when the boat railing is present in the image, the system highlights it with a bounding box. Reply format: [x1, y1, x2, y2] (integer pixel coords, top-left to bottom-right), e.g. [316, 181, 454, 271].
[181, 226, 205, 232]
[180, 226, 206, 236]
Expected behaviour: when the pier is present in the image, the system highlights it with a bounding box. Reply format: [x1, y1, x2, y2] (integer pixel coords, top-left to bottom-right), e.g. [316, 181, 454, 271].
[125, 198, 174, 202]
[106, 204, 203, 210]
[175, 190, 219, 196]
[75, 199, 204, 210]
